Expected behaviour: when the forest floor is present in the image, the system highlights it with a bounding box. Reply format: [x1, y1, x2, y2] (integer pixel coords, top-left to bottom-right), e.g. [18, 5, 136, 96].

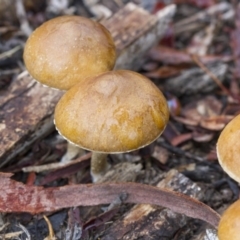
[0, 0, 239, 239]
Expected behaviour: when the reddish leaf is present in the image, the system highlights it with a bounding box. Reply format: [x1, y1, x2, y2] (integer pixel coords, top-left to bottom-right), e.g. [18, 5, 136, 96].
[144, 66, 184, 79]
[162, 122, 181, 143]
[171, 133, 193, 146]
[206, 150, 218, 161]
[26, 172, 36, 186]
[148, 46, 232, 65]
[174, 0, 215, 8]
[0, 173, 220, 228]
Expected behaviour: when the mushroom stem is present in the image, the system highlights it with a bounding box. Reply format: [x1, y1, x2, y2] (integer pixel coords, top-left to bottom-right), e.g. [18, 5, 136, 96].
[91, 152, 109, 182]
[61, 142, 85, 163]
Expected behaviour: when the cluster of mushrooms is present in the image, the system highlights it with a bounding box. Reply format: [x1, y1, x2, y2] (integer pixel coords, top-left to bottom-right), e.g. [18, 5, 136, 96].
[23, 15, 169, 182]
[217, 114, 240, 239]
[23, 14, 240, 239]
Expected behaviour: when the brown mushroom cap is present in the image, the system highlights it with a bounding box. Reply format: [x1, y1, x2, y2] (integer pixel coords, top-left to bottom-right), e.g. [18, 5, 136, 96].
[218, 200, 240, 240]
[23, 15, 116, 90]
[54, 70, 169, 153]
[216, 114, 240, 182]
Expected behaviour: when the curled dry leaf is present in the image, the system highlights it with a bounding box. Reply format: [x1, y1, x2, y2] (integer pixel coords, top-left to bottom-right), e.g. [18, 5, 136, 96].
[192, 131, 214, 142]
[200, 115, 234, 131]
[174, 115, 234, 131]
[174, 96, 228, 131]
[0, 172, 220, 228]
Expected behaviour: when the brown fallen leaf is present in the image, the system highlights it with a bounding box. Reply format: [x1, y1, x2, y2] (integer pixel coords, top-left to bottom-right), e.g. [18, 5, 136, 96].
[173, 116, 198, 126]
[148, 45, 232, 65]
[0, 172, 220, 228]
[144, 65, 184, 79]
[171, 133, 193, 146]
[174, 96, 232, 131]
[181, 96, 222, 121]
[200, 115, 234, 131]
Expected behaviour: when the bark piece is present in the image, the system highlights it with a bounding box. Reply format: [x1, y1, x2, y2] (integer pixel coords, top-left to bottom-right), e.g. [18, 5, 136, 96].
[164, 62, 228, 96]
[0, 3, 176, 167]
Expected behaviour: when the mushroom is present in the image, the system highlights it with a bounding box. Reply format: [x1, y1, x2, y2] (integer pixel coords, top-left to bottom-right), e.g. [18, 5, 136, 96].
[54, 70, 169, 181]
[23, 15, 116, 90]
[218, 200, 240, 240]
[216, 114, 240, 182]
[216, 114, 240, 239]
[23, 15, 116, 162]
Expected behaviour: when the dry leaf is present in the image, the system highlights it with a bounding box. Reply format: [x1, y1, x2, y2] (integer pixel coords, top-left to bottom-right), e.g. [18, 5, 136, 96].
[0, 172, 220, 228]
[148, 46, 232, 65]
[200, 115, 234, 131]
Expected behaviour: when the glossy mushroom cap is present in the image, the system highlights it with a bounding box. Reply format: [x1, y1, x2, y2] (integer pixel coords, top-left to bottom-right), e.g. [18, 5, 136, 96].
[216, 114, 240, 182]
[218, 200, 240, 240]
[23, 15, 116, 90]
[54, 70, 169, 153]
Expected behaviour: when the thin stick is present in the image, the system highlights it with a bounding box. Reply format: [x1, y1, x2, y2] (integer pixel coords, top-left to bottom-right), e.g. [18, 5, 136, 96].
[191, 54, 240, 102]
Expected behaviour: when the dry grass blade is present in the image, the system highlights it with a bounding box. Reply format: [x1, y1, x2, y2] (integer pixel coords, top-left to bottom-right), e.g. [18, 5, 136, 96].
[43, 215, 56, 240]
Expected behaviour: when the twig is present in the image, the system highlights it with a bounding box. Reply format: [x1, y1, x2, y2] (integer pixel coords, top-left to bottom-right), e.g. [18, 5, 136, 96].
[22, 152, 92, 173]
[43, 215, 56, 240]
[157, 140, 205, 162]
[0, 46, 22, 60]
[15, 0, 32, 36]
[191, 54, 240, 102]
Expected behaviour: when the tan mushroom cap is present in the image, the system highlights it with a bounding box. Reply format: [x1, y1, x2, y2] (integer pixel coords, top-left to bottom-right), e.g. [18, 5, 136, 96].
[23, 15, 116, 90]
[217, 114, 240, 182]
[54, 70, 169, 153]
[218, 200, 240, 240]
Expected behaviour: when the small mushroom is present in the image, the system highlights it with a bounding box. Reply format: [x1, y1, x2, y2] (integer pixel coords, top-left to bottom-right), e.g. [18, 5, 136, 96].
[216, 114, 240, 182]
[23, 15, 116, 90]
[218, 200, 240, 240]
[54, 70, 169, 181]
